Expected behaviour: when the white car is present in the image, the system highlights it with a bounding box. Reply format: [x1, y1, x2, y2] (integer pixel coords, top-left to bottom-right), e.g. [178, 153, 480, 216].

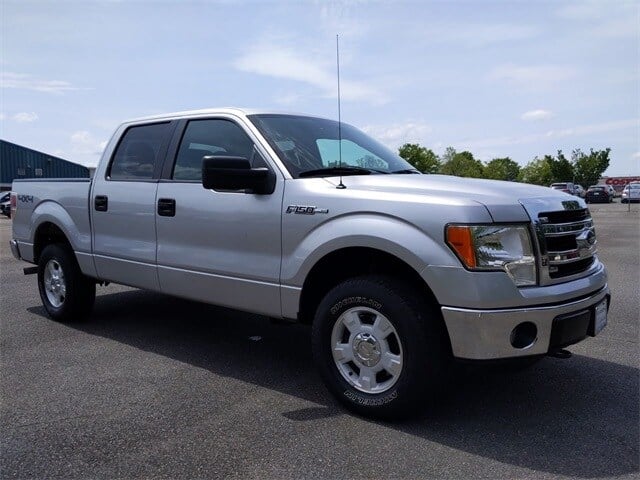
[621, 182, 640, 203]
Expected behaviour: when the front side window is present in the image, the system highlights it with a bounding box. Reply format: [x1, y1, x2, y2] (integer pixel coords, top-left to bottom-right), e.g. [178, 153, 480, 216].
[109, 122, 170, 180]
[173, 119, 256, 181]
[248, 114, 415, 178]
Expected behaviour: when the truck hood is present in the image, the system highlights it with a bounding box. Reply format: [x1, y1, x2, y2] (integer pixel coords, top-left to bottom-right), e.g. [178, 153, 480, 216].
[322, 174, 586, 222]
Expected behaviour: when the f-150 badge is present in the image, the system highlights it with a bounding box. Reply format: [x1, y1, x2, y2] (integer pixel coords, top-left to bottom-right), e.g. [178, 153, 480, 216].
[286, 205, 329, 215]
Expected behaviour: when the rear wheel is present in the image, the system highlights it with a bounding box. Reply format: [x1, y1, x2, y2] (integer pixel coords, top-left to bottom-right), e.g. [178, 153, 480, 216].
[38, 244, 95, 322]
[311, 275, 450, 419]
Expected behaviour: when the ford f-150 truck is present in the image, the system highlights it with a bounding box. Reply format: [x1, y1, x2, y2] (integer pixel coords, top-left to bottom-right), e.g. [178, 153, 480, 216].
[10, 108, 610, 418]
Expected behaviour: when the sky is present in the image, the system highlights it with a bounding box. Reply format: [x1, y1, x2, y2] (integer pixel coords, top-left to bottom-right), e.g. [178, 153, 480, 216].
[1, 0, 638, 176]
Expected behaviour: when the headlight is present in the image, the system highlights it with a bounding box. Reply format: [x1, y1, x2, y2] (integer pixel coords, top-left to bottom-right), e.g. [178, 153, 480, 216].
[446, 224, 537, 286]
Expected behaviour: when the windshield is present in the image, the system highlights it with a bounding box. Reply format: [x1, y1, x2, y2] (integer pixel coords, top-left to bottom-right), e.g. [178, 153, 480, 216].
[249, 114, 416, 178]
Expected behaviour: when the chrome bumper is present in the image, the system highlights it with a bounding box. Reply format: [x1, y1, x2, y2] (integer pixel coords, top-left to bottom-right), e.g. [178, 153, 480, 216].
[9, 239, 21, 260]
[441, 286, 610, 360]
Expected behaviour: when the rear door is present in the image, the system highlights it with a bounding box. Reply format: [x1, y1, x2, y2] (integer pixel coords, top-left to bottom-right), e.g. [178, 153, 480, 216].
[91, 121, 175, 290]
[155, 115, 284, 317]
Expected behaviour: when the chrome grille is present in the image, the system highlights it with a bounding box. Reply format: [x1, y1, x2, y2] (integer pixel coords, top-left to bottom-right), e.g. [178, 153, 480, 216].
[536, 208, 597, 282]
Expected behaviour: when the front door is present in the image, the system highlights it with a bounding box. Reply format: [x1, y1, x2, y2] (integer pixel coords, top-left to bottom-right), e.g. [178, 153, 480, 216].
[155, 117, 284, 317]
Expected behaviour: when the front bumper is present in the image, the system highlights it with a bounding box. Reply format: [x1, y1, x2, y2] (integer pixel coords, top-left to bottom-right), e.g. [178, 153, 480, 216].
[441, 286, 610, 360]
[9, 239, 21, 260]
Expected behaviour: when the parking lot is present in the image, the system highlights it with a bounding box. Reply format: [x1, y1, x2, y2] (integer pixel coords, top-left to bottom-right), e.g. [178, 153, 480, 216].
[1, 202, 638, 479]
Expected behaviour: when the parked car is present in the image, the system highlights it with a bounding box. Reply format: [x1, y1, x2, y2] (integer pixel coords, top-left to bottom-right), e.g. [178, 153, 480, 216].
[0, 192, 11, 218]
[621, 182, 640, 203]
[550, 182, 578, 196]
[574, 185, 586, 198]
[604, 185, 616, 200]
[585, 186, 613, 203]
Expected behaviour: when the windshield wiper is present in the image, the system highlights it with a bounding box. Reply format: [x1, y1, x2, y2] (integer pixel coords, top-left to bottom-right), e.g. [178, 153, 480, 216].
[391, 168, 421, 174]
[299, 166, 387, 178]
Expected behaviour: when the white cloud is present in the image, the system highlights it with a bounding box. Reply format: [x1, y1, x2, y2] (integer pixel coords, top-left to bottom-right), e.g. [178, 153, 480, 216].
[12, 112, 39, 123]
[273, 92, 304, 107]
[1, 72, 84, 94]
[632, 152, 640, 159]
[488, 64, 577, 91]
[429, 23, 538, 47]
[361, 121, 432, 148]
[594, 17, 639, 38]
[318, 0, 370, 38]
[556, 1, 638, 37]
[521, 109, 554, 121]
[69, 131, 107, 167]
[234, 43, 387, 104]
[0, 113, 5, 121]
[556, 2, 604, 20]
[457, 119, 638, 150]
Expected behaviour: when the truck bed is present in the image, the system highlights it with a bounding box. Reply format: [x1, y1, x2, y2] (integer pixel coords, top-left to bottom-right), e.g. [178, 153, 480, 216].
[11, 178, 93, 265]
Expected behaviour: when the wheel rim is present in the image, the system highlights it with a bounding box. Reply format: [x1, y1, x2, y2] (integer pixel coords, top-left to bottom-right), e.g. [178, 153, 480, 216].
[331, 306, 404, 394]
[43, 259, 66, 308]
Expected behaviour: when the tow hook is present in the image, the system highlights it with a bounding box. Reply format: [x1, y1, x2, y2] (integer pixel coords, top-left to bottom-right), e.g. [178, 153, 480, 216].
[547, 348, 572, 359]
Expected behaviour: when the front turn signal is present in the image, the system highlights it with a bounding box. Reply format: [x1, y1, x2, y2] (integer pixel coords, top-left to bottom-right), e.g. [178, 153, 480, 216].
[446, 225, 476, 268]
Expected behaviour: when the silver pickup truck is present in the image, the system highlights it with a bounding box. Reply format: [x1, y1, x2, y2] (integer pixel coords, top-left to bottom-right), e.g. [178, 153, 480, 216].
[10, 108, 610, 418]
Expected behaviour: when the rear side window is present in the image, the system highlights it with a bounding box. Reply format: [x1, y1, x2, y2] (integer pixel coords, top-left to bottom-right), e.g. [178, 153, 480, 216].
[109, 122, 170, 180]
[173, 119, 256, 181]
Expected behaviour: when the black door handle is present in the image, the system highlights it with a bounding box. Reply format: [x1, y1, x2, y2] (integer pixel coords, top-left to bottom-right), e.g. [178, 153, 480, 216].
[95, 195, 108, 212]
[157, 198, 176, 217]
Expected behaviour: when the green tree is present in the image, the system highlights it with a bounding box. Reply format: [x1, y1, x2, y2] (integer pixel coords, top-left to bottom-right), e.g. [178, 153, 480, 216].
[441, 146, 457, 165]
[440, 151, 484, 178]
[548, 150, 574, 183]
[572, 148, 611, 187]
[484, 157, 521, 181]
[518, 156, 553, 185]
[398, 143, 441, 173]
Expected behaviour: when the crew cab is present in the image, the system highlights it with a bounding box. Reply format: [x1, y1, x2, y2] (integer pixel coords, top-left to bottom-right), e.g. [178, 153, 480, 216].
[10, 108, 610, 418]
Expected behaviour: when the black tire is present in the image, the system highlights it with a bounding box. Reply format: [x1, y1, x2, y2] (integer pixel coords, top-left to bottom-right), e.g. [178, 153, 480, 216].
[37, 244, 96, 322]
[311, 275, 451, 420]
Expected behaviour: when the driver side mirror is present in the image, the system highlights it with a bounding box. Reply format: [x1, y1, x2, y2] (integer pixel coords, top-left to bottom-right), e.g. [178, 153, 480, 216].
[202, 156, 276, 194]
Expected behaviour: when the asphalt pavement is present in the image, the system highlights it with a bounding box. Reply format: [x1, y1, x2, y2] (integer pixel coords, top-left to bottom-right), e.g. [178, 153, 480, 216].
[1, 202, 638, 479]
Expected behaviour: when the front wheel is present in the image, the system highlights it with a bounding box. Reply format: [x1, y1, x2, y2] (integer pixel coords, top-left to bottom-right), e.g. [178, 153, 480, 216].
[311, 276, 450, 419]
[38, 244, 96, 322]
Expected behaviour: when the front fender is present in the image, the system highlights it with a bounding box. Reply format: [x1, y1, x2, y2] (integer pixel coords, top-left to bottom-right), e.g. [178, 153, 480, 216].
[281, 212, 456, 288]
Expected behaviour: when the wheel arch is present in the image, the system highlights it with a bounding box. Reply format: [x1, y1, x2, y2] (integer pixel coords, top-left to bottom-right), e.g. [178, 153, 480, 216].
[29, 201, 92, 260]
[33, 221, 73, 264]
[297, 246, 441, 326]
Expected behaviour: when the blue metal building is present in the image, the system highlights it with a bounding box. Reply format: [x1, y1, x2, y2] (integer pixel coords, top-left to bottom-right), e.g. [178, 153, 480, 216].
[0, 140, 89, 191]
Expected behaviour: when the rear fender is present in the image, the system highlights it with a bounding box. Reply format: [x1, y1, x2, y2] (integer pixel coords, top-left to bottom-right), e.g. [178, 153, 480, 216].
[30, 201, 96, 277]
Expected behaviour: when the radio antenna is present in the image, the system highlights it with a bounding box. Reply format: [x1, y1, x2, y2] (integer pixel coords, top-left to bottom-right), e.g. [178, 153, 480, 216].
[336, 34, 346, 189]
